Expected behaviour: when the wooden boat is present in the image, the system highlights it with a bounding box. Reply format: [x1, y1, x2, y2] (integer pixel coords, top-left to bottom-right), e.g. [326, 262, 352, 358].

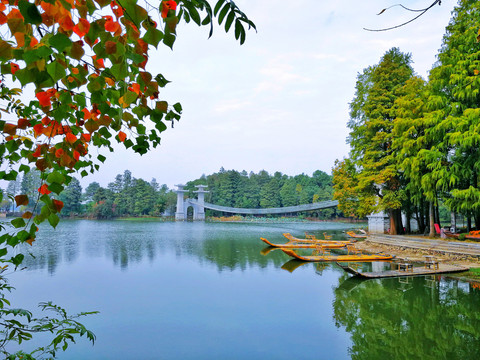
[346, 231, 367, 239]
[444, 231, 480, 241]
[336, 262, 468, 278]
[260, 237, 348, 249]
[283, 233, 353, 244]
[281, 248, 394, 262]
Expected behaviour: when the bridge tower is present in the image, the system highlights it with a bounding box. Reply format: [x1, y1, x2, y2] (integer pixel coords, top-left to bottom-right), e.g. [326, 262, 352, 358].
[193, 185, 209, 221]
[175, 184, 209, 221]
[175, 184, 187, 221]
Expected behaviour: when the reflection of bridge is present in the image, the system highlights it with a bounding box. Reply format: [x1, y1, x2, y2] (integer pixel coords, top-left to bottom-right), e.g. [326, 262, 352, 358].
[175, 185, 338, 221]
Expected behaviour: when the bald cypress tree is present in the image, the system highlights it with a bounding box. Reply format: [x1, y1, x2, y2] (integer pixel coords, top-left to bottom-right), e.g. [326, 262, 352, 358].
[336, 47, 414, 233]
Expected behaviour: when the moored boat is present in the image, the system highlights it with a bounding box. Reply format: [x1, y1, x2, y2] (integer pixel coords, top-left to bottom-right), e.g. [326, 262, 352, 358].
[260, 237, 349, 249]
[444, 231, 480, 240]
[283, 233, 353, 244]
[281, 248, 394, 262]
[346, 231, 367, 239]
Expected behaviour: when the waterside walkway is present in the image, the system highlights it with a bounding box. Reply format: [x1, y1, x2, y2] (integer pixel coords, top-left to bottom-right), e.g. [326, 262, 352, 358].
[367, 234, 480, 258]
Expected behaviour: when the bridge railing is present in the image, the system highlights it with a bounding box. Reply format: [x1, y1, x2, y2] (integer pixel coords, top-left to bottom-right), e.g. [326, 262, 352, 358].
[187, 200, 339, 215]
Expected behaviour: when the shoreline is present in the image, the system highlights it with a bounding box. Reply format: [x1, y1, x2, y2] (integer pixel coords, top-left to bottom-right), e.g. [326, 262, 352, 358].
[355, 238, 480, 282]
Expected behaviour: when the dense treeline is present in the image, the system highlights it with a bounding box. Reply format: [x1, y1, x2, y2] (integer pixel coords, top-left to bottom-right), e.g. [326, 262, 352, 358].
[2, 168, 337, 219]
[185, 167, 337, 218]
[333, 0, 480, 235]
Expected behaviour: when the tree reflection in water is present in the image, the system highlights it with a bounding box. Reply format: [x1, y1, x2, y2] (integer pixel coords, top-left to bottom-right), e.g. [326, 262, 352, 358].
[333, 274, 480, 359]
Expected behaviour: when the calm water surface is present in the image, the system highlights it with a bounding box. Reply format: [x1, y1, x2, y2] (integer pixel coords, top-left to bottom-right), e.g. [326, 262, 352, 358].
[7, 220, 480, 359]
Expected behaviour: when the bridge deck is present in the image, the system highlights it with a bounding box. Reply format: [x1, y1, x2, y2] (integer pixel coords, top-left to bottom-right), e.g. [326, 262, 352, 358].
[187, 200, 339, 215]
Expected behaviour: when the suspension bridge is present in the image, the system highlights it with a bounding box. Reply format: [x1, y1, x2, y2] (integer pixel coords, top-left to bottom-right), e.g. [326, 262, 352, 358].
[175, 185, 338, 221]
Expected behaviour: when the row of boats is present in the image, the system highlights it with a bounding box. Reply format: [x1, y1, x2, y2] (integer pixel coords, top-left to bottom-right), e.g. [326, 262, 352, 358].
[445, 230, 480, 240]
[261, 232, 393, 262]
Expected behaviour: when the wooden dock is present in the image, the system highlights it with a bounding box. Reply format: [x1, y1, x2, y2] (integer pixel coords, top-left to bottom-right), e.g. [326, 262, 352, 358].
[336, 262, 469, 279]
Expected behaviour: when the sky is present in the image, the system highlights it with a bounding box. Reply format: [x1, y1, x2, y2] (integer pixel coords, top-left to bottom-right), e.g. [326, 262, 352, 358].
[82, 0, 458, 189]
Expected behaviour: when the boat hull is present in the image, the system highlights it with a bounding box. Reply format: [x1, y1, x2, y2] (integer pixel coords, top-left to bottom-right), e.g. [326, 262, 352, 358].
[281, 249, 394, 262]
[260, 237, 348, 249]
[282, 233, 353, 244]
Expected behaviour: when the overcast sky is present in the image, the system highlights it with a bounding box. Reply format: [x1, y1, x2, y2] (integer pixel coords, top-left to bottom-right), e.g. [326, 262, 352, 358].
[83, 0, 458, 189]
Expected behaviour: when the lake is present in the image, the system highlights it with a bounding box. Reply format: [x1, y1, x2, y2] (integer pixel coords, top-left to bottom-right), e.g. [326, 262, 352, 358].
[7, 220, 480, 359]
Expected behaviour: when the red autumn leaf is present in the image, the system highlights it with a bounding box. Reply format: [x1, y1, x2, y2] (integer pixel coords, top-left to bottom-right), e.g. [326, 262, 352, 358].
[82, 108, 91, 120]
[33, 124, 46, 138]
[36, 158, 48, 171]
[30, 36, 38, 47]
[55, 148, 64, 157]
[46, 88, 57, 97]
[0, 12, 7, 25]
[40, 1, 58, 16]
[128, 83, 141, 94]
[73, 150, 80, 160]
[118, 131, 127, 142]
[32, 145, 42, 157]
[17, 118, 30, 129]
[73, 18, 90, 37]
[3, 123, 17, 135]
[14, 32, 24, 48]
[41, 116, 51, 125]
[25, 238, 35, 246]
[38, 183, 51, 195]
[111, 1, 123, 17]
[161, 0, 177, 18]
[10, 62, 19, 74]
[66, 132, 77, 144]
[81, 133, 91, 142]
[104, 18, 120, 33]
[36, 91, 51, 107]
[7, 8, 23, 20]
[14, 194, 29, 206]
[22, 211, 33, 219]
[59, 14, 75, 31]
[53, 199, 64, 212]
[92, 55, 105, 68]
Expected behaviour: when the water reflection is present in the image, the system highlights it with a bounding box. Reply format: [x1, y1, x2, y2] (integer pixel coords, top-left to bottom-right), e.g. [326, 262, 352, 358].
[333, 274, 480, 359]
[19, 220, 350, 274]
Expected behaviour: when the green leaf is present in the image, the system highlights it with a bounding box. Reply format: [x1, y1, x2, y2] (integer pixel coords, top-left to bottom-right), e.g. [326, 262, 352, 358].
[183, 2, 201, 25]
[163, 32, 176, 49]
[173, 102, 182, 113]
[11, 218, 25, 229]
[214, 0, 225, 16]
[19, 164, 30, 173]
[49, 33, 73, 53]
[48, 183, 64, 195]
[48, 213, 59, 229]
[97, 154, 106, 163]
[110, 62, 128, 81]
[224, 10, 235, 33]
[0, 248, 7, 258]
[143, 28, 164, 48]
[11, 253, 24, 266]
[218, 3, 229, 24]
[47, 61, 67, 82]
[117, 0, 148, 27]
[18, 0, 42, 25]
[47, 171, 65, 185]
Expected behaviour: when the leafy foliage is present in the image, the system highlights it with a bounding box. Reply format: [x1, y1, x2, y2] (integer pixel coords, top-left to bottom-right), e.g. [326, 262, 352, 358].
[0, 0, 255, 356]
[333, 0, 480, 234]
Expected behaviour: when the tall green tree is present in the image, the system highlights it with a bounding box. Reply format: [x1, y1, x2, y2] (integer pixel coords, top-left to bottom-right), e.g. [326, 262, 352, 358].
[58, 177, 82, 215]
[335, 47, 415, 233]
[424, 0, 480, 230]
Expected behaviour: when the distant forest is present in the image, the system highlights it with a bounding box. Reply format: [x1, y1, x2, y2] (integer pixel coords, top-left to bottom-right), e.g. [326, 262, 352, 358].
[2, 168, 340, 219]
